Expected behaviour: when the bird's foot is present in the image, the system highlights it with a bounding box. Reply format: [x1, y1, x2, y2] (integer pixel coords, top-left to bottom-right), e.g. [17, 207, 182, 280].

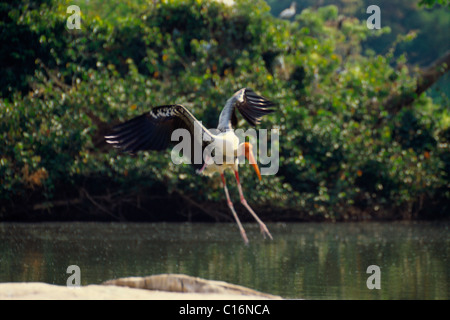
[259, 223, 273, 240]
[196, 156, 211, 174]
[240, 228, 249, 245]
[196, 163, 208, 174]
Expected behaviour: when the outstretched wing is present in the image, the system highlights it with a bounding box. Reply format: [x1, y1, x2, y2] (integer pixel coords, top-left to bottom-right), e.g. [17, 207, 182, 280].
[105, 104, 213, 169]
[217, 88, 275, 131]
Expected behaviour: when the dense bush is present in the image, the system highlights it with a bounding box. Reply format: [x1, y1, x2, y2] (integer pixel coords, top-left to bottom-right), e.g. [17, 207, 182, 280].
[0, 0, 448, 221]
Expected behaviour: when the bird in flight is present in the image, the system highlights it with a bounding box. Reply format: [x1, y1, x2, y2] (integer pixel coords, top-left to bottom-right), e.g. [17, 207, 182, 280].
[279, 2, 297, 19]
[105, 88, 275, 244]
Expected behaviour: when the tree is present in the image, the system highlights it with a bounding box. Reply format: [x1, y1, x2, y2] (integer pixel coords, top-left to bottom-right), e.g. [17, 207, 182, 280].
[1, 0, 448, 221]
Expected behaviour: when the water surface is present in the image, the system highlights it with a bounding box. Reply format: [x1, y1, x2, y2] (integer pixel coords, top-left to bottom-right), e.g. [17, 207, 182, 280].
[0, 222, 448, 299]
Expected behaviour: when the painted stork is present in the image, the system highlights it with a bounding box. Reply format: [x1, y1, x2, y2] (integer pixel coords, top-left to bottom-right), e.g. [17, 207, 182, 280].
[105, 88, 275, 244]
[279, 2, 296, 20]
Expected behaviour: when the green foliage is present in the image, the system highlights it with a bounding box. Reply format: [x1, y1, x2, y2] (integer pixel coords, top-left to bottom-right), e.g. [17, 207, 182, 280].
[268, 0, 450, 67]
[419, 0, 450, 7]
[0, 0, 448, 220]
[0, 0, 68, 98]
[359, 0, 450, 66]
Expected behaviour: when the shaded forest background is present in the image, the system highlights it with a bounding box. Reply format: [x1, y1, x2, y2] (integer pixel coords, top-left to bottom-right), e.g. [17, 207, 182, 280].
[0, 0, 449, 222]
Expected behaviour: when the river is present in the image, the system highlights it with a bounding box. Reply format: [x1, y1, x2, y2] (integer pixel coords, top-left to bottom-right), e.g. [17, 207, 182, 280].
[0, 221, 448, 299]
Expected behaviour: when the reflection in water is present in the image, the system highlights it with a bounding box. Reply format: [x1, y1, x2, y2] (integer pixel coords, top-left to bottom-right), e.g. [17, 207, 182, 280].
[0, 222, 448, 299]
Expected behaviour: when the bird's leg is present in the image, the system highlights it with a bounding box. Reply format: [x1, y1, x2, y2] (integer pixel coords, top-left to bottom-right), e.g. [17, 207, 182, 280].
[234, 170, 273, 240]
[221, 173, 248, 245]
[197, 155, 210, 174]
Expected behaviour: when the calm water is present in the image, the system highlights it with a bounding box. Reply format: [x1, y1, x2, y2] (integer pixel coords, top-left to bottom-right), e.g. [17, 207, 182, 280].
[0, 222, 448, 299]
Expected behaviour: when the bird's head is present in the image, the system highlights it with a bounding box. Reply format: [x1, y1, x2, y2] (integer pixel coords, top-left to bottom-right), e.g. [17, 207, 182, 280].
[238, 142, 261, 181]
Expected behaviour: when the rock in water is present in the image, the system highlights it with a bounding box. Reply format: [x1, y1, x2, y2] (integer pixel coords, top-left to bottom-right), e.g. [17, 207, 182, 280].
[102, 273, 281, 299]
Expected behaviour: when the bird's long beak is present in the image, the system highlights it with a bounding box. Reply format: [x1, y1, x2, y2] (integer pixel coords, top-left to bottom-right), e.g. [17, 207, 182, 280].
[244, 143, 262, 181]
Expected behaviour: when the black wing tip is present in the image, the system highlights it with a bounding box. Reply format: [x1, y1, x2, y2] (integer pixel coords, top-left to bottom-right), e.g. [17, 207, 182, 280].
[104, 105, 189, 154]
[244, 88, 276, 107]
[232, 88, 276, 127]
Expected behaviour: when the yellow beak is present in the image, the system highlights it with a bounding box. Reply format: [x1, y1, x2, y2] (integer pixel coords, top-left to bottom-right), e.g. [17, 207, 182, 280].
[244, 142, 262, 181]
